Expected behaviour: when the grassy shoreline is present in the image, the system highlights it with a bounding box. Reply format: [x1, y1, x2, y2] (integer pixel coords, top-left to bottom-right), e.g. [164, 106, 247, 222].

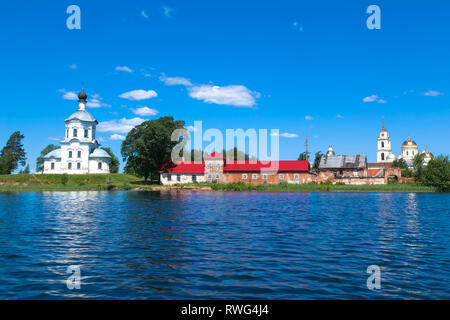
[0, 174, 438, 193]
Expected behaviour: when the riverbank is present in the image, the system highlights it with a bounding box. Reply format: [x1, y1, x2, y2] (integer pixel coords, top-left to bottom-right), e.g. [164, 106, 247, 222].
[0, 174, 437, 192]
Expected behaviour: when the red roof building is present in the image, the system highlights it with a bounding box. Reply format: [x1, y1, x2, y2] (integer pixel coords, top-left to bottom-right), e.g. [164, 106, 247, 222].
[160, 153, 312, 185]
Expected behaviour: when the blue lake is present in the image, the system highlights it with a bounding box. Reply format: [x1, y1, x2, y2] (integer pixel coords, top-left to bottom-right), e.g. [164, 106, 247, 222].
[0, 191, 448, 299]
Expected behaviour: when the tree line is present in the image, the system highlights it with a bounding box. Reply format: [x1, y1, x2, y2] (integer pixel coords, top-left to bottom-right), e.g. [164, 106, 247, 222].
[392, 154, 450, 192]
[1, 119, 449, 192]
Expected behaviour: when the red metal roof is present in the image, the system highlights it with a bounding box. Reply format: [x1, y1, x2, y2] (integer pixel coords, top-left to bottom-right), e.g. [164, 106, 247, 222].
[224, 160, 309, 172]
[160, 160, 309, 174]
[159, 161, 205, 174]
[204, 152, 224, 159]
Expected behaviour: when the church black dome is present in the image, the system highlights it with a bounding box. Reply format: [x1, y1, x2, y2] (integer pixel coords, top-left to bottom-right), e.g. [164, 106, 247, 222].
[78, 88, 87, 101]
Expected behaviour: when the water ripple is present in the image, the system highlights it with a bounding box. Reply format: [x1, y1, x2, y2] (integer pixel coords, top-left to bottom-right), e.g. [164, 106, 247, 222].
[0, 191, 448, 299]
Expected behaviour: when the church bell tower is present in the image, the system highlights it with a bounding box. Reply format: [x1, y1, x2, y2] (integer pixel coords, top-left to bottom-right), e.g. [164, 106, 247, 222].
[377, 117, 392, 163]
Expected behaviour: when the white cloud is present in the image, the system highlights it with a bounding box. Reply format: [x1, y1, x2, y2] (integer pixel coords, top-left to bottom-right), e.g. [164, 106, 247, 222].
[115, 65, 134, 73]
[160, 75, 193, 86]
[132, 106, 159, 116]
[280, 133, 298, 138]
[69, 64, 77, 69]
[363, 94, 378, 102]
[337, 114, 344, 118]
[141, 10, 148, 19]
[362, 94, 387, 103]
[86, 98, 111, 108]
[188, 85, 258, 107]
[162, 6, 174, 17]
[48, 137, 62, 141]
[423, 90, 443, 96]
[98, 117, 146, 133]
[119, 89, 158, 100]
[270, 132, 298, 138]
[110, 134, 126, 141]
[305, 115, 313, 121]
[58, 89, 78, 100]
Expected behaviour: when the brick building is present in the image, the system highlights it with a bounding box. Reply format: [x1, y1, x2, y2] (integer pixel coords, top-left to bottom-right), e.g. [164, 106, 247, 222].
[160, 152, 311, 185]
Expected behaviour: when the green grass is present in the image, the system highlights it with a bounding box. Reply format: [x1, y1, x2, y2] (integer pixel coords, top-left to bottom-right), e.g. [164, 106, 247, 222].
[0, 174, 156, 191]
[180, 181, 436, 193]
[0, 174, 436, 192]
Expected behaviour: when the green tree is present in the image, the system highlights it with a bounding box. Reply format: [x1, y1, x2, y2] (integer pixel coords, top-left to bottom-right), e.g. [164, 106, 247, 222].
[297, 151, 309, 161]
[121, 116, 185, 182]
[101, 147, 120, 173]
[188, 149, 204, 161]
[223, 148, 250, 161]
[19, 164, 30, 174]
[36, 144, 58, 172]
[392, 158, 408, 170]
[312, 151, 323, 172]
[392, 158, 413, 177]
[421, 155, 450, 192]
[413, 153, 426, 180]
[0, 131, 26, 174]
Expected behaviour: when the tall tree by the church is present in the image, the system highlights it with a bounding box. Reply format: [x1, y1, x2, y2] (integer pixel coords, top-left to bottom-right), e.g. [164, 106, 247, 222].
[297, 151, 309, 161]
[0, 131, 27, 174]
[222, 148, 250, 161]
[36, 144, 58, 172]
[121, 116, 185, 182]
[312, 151, 323, 172]
[101, 147, 119, 173]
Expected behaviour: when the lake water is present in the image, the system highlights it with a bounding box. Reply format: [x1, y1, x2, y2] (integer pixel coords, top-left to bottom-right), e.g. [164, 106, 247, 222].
[0, 191, 448, 299]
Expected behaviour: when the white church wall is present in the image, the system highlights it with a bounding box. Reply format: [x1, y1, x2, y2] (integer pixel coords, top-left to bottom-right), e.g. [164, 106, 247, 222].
[43, 159, 61, 174]
[89, 159, 110, 174]
[160, 173, 205, 185]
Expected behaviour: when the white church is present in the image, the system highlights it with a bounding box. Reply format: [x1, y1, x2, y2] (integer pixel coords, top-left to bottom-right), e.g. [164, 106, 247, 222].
[376, 117, 432, 166]
[42, 89, 111, 174]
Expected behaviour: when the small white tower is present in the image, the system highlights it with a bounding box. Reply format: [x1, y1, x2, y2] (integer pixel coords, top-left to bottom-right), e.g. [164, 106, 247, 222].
[377, 117, 393, 163]
[326, 145, 335, 157]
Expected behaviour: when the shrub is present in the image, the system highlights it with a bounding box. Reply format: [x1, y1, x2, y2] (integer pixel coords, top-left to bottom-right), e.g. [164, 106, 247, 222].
[421, 155, 450, 192]
[122, 182, 132, 190]
[278, 181, 289, 189]
[61, 174, 69, 185]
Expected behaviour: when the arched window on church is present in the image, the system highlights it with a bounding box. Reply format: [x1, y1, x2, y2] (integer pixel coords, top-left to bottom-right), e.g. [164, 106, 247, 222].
[381, 153, 385, 161]
[381, 142, 384, 148]
[84, 129, 89, 138]
[73, 128, 78, 137]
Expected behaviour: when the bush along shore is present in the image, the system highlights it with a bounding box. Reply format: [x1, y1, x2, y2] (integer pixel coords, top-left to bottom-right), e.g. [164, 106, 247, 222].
[0, 174, 439, 192]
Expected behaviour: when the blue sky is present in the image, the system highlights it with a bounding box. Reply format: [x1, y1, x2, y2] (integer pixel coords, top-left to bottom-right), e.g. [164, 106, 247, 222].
[0, 0, 449, 171]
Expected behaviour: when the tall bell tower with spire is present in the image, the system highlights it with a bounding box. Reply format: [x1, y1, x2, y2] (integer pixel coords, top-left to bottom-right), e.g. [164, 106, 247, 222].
[377, 117, 392, 163]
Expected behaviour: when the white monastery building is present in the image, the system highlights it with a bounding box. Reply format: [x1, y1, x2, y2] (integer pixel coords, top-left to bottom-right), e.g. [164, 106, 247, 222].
[376, 117, 432, 166]
[43, 89, 111, 174]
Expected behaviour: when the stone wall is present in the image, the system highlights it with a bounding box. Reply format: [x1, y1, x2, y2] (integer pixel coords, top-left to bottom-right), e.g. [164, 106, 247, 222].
[223, 172, 315, 184]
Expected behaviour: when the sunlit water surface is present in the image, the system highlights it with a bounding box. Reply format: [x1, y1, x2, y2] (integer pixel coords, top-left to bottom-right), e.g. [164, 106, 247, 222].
[0, 191, 448, 299]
